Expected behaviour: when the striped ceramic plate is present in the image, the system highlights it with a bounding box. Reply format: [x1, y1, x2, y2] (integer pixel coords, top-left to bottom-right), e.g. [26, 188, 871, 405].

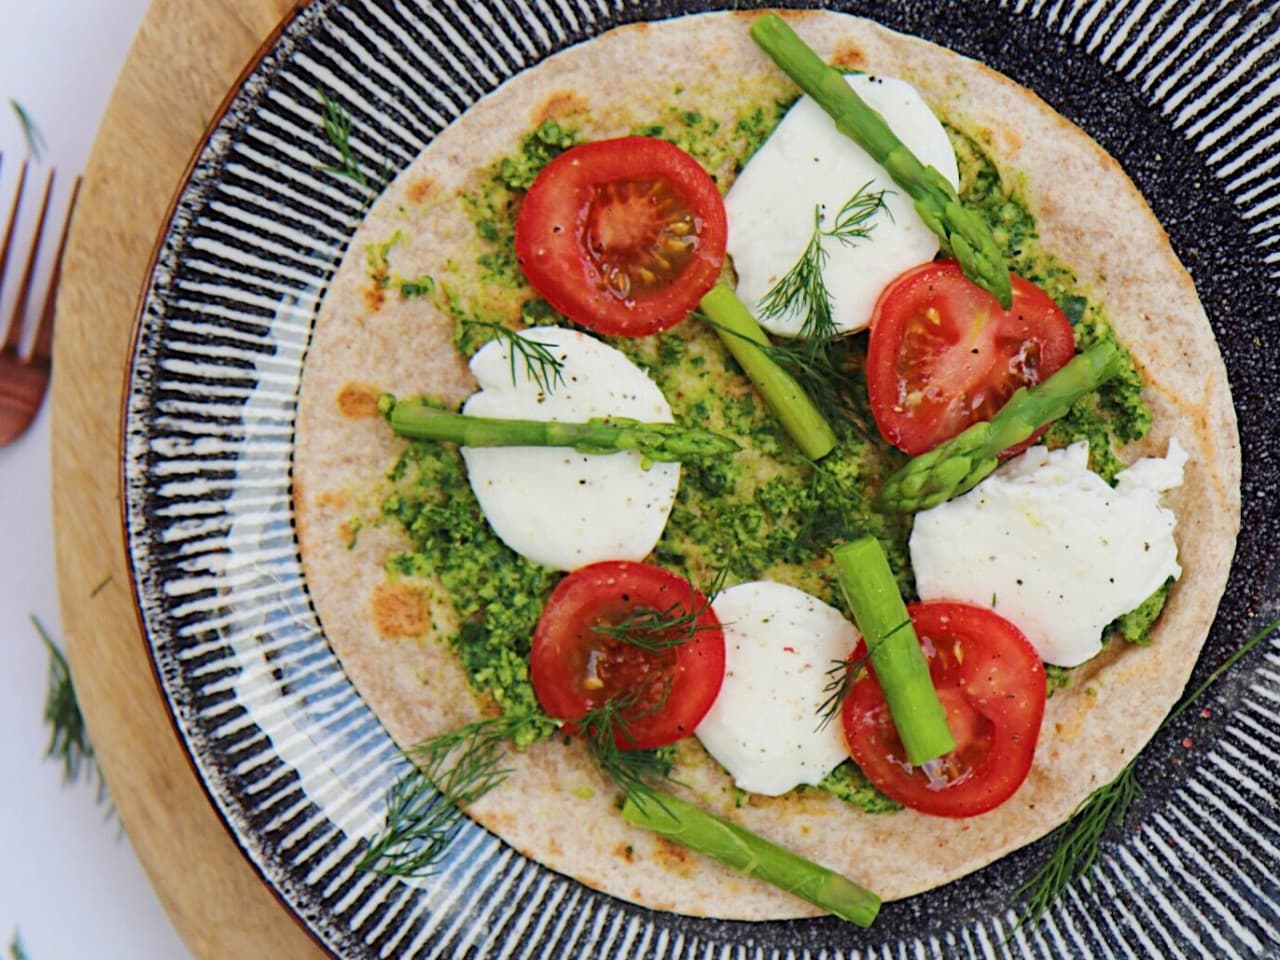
[123, 1, 1280, 957]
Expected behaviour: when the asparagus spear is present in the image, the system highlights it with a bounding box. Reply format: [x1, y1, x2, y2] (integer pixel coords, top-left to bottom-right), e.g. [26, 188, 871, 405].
[699, 283, 838, 460]
[620, 789, 881, 927]
[384, 398, 740, 462]
[877, 342, 1122, 512]
[833, 537, 955, 765]
[749, 13, 1013, 309]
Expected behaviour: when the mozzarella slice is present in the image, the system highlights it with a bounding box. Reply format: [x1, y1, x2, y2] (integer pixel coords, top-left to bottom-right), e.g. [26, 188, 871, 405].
[695, 581, 857, 796]
[910, 440, 1187, 667]
[726, 73, 958, 337]
[461, 327, 678, 571]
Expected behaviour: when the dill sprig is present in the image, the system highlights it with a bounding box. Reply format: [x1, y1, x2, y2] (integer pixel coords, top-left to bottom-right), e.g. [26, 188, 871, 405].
[815, 658, 855, 732]
[814, 618, 912, 731]
[1013, 615, 1280, 929]
[700, 314, 869, 439]
[9, 930, 28, 960]
[590, 569, 728, 651]
[359, 713, 542, 877]
[1013, 763, 1141, 927]
[359, 701, 678, 879]
[579, 690, 678, 810]
[756, 182, 889, 345]
[462, 320, 566, 396]
[317, 87, 368, 187]
[35, 616, 106, 802]
[590, 605, 712, 650]
[10, 100, 47, 162]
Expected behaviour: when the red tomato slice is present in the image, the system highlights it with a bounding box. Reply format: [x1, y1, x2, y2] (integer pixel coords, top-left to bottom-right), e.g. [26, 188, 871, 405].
[514, 137, 727, 337]
[530, 561, 725, 750]
[866, 260, 1076, 455]
[841, 601, 1046, 818]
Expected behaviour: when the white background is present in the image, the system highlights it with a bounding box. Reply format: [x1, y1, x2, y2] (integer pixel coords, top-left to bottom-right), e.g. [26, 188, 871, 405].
[1, 0, 194, 957]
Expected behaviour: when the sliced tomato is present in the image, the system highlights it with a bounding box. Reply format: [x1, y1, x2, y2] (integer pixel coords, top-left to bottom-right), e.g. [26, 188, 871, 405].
[530, 561, 725, 750]
[866, 260, 1076, 455]
[514, 137, 727, 337]
[841, 601, 1046, 818]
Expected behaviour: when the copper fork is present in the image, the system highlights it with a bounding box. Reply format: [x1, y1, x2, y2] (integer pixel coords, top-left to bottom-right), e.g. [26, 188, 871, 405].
[0, 154, 81, 446]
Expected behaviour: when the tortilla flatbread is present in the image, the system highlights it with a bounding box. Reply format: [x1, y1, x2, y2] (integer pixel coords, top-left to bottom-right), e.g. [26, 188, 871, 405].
[292, 11, 1239, 918]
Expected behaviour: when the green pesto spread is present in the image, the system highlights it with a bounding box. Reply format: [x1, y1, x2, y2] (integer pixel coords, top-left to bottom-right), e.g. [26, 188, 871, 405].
[818, 760, 903, 814]
[1113, 578, 1174, 644]
[375, 90, 1159, 813]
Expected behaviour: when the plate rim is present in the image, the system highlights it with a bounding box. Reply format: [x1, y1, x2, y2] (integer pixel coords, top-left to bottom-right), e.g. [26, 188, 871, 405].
[117, 1, 334, 954]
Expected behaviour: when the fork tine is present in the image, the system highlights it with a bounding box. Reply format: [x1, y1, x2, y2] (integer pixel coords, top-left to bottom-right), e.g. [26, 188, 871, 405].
[31, 176, 81, 366]
[3, 166, 56, 355]
[0, 157, 30, 345]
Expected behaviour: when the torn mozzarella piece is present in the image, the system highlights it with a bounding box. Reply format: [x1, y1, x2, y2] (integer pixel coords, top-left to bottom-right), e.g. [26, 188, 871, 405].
[910, 440, 1187, 667]
[695, 581, 857, 796]
[461, 327, 678, 571]
[725, 72, 957, 337]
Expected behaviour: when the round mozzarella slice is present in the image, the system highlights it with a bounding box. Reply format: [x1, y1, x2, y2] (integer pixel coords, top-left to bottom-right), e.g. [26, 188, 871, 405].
[695, 581, 857, 796]
[726, 73, 958, 337]
[910, 440, 1187, 667]
[461, 327, 678, 571]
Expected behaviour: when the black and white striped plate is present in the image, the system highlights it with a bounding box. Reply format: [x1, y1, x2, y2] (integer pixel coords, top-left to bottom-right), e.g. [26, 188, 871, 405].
[123, 2, 1280, 957]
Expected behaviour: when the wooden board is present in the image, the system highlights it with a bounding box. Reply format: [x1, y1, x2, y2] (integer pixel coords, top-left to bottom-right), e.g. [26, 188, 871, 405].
[49, 0, 328, 956]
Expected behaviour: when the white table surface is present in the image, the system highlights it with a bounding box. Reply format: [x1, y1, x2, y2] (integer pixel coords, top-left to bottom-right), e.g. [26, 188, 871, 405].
[1, 1, 193, 956]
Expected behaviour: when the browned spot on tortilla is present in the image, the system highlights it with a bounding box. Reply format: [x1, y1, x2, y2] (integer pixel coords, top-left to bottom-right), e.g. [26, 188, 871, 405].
[362, 283, 386, 312]
[406, 176, 437, 205]
[372, 580, 431, 639]
[312, 488, 352, 510]
[981, 122, 1024, 156]
[767, 9, 823, 23]
[487, 809, 515, 831]
[535, 91, 588, 125]
[613, 842, 636, 863]
[1053, 712, 1086, 745]
[653, 836, 694, 875]
[831, 40, 866, 69]
[1037, 195, 1061, 223]
[336, 381, 382, 419]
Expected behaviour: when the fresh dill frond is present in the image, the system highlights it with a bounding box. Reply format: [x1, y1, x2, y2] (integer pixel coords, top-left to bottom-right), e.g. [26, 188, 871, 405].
[756, 182, 888, 345]
[359, 713, 545, 877]
[316, 87, 367, 187]
[35, 617, 102, 794]
[758, 212, 831, 339]
[579, 692, 678, 810]
[1012, 615, 1280, 930]
[700, 314, 869, 439]
[590, 604, 715, 650]
[816, 658, 856, 732]
[9, 929, 28, 960]
[1014, 763, 1140, 925]
[590, 568, 729, 651]
[814, 618, 911, 731]
[10, 100, 47, 162]
[462, 320, 566, 396]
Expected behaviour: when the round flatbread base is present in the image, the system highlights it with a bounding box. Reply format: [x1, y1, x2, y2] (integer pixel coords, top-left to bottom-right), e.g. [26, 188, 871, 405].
[293, 11, 1238, 919]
